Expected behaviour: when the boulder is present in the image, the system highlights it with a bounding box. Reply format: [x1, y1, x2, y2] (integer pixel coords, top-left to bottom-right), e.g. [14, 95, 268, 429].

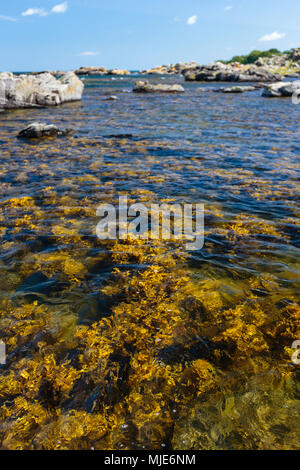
[0, 71, 84, 109]
[262, 80, 300, 97]
[18, 122, 73, 138]
[133, 80, 184, 93]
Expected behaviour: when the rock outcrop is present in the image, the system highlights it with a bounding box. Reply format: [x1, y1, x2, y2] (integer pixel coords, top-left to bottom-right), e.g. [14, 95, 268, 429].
[133, 80, 184, 93]
[141, 62, 199, 75]
[107, 69, 130, 75]
[183, 62, 282, 82]
[75, 67, 130, 76]
[255, 49, 300, 74]
[75, 66, 107, 75]
[262, 80, 300, 97]
[18, 122, 73, 138]
[0, 71, 84, 109]
[142, 49, 300, 78]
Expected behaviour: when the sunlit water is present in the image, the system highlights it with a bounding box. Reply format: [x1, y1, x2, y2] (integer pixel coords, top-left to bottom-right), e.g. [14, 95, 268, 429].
[0, 74, 299, 450]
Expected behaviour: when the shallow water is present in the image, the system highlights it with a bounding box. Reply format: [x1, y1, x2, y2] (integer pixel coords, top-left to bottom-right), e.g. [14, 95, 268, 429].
[0, 74, 299, 450]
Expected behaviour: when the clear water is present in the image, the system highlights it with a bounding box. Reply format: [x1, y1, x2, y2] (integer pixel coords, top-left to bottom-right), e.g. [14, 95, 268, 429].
[0, 74, 299, 450]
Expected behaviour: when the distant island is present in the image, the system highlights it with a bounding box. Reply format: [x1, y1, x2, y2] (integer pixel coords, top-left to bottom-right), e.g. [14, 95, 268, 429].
[72, 47, 300, 78]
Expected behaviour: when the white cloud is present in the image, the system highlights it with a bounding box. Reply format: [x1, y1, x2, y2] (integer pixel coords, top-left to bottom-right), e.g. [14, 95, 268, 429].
[0, 14, 17, 21]
[79, 51, 100, 56]
[22, 8, 48, 17]
[187, 15, 197, 25]
[258, 31, 286, 42]
[225, 5, 233, 11]
[52, 2, 68, 14]
[21, 3, 68, 18]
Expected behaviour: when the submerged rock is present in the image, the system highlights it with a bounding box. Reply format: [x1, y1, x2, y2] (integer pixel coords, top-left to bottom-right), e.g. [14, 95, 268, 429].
[156, 336, 229, 366]
[0, 71, 84, 109]
[213, 85, 257, 93]
[262, 80, 300, 97]
[18, 122, 74, 138]
[105, 133, 133, 139]
[13, 271, 65, 301]
[133, 80, 184, 93]
[104, 95, 118, 100]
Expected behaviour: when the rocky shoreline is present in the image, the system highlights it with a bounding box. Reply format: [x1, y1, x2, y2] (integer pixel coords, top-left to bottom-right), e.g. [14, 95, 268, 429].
[183, 62, 282, 82]
[1, 49, 300, 110]
[141, 48, 300, 79]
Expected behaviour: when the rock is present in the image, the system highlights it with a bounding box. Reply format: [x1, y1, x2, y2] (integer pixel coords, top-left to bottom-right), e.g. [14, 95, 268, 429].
[156, 336, 229, 366]
[133, 80, 184, 93]
[107, 69, 130, 75]
[75, 66, 130, 76]
[183, 62, 282, 83]
[142, 62, 200, 75]
[141, 49, 300, 79]
[197, 87, 214, 92]
[142, 65, 171, 75]
[26, 70, 66, 77]
[75, 66, 107, 75]
[0, 71, 84, 109]
[262, 80, 300, 97]
[285, 72, 300, 78]
[105, 133, 133, 139]
[104, 95, 118, 100]
[78, 292, 117, 325]
[290, 48, 300, 62]
[253, 49, 300, 75]
[13, 271, 65, 301]
[255, 57, 265, 67]
[213, 85, 257, 93]
[18, 122, 73, 138]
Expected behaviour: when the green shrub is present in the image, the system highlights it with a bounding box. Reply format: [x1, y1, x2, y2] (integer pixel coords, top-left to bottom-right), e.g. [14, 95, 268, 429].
[222, 48, 283, 65]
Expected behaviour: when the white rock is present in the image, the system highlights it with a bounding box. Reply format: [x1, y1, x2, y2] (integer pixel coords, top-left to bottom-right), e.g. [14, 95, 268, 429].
[18, 122, 73, 138]
[133, 80, 184, 93]
[0, 71, 84, 109]
[262, 80, 300, 97]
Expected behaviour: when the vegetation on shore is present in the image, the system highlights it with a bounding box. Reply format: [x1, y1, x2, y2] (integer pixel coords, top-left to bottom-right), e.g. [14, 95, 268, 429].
[220, 48, 288, 65]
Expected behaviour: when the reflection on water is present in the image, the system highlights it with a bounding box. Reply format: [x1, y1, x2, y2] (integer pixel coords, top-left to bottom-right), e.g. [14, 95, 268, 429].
[0, 75, 299, 450]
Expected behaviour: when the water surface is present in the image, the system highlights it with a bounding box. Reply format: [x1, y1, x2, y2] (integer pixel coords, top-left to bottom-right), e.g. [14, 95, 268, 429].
[0, 74, 299, 450]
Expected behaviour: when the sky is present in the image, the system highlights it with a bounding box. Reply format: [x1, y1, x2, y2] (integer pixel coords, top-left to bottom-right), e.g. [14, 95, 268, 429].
[0, 0, 299, 71]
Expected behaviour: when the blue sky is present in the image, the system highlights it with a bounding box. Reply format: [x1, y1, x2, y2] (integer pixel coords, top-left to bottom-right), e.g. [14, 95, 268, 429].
[0, 0, 299, 71]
